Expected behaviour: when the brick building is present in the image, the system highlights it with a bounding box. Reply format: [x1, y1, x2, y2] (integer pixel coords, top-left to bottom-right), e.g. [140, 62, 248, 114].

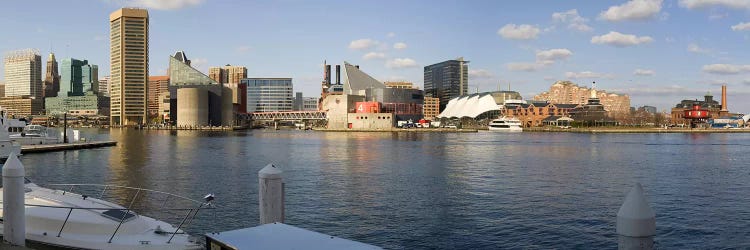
[502, 102, 580, 127]
[534, 81, 630, 115]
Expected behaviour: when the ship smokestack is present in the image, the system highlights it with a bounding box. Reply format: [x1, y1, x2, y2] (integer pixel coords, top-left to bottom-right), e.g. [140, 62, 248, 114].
[335, 65, 341, 85]
[721, 85, 728, 112]
[325, 65, 331, 85]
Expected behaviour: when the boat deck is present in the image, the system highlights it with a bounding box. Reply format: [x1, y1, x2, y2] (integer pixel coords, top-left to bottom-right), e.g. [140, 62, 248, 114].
[20, 141, 117, 154]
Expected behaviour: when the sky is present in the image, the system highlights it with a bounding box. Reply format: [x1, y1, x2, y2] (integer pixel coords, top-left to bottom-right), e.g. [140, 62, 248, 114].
[1, 0, 750, 112]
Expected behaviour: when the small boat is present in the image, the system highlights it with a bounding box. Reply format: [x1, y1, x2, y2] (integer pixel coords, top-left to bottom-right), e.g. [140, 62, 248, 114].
[9, 124, 61, 145]
[488, 116, 523, 132]
[0, 179, 211, 249]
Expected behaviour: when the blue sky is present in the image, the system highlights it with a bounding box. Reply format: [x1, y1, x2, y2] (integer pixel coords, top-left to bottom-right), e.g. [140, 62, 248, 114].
[1, 0, 750, 112]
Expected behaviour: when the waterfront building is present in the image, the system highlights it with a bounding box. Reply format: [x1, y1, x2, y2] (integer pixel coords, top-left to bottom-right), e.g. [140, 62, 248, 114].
[4, 49, 43, 99]
[670, 85, 735, 126]
[169, 51, 233, 127]
[640, 105, 657, 114]
[209, 65, 247, 104]
[423, 97, 440, 120]
[384, 81, 416, 89]
[502, 102, 580, 127]
[438, 91, 523, 119]
[148, 76, 169, 121]
[43, 52, 60, 98]
[534, 80, 630, 115]
[569, 89, 618, 126]
[424, 57, 469, 112]
[45, 57, 105, 116]
[110, 8, 149, 126]
[302, 97, 318, 111]
[0, 96, 44, 117]
[242, 78, 293, 113]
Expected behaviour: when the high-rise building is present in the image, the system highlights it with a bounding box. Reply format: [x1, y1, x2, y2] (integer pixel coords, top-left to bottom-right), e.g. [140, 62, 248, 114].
[81, 64, 98, 93]
[424, 57, 469, 112]
[4, 49, 43, 99]
[0, 82, 5, 97]
[44, 52, 60, 98]
[208, 65, 247, 104]
[241, 78, 293, 112]
[110, 8, 149, 126]
[45, 57, 103, 116]
[98, 76, 110, 97]
[147, 76, 169, 120]
[59, 58, 87, 97]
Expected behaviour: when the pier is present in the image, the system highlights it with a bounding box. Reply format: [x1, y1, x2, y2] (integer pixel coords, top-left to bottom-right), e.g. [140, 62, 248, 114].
[20, 141, 117, 154]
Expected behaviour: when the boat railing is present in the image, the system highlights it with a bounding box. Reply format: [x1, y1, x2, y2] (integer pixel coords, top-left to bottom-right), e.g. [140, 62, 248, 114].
[36, 183, 215, 244]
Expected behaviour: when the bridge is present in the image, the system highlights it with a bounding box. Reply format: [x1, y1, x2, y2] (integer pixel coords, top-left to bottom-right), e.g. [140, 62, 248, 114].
[251, 111, 327, 121]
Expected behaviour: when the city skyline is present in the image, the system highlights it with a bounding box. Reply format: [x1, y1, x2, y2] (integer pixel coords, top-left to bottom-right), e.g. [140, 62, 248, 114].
[1, 0, 749, 111]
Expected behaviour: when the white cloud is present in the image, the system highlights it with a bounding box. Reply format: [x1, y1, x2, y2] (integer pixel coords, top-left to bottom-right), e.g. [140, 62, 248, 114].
[564, 71, 615, 79]
[362, 52, 386, 60]
[634, 69, 656, 76]
[731, 22, 750, 31]
[236, 46, 251, 53]
[702, 64, 750, 74]
[599, 0, 663, 21]
[552, 9, 593, 32]
[387, 32, 396, 38]
[535, 48, 573, 65]
[687, 43, 712, 54]
[591, 31, 653, 47]
[469, 69, 494, 79]
[393, 42, 407, 50]
[348, 39, 379, 50]
[385, 58, 418, 69]
[506, 62, 543, 72]
[497, 24, 541, 40]
[679, 0, 750, 9]
[123, 0, 205, 10]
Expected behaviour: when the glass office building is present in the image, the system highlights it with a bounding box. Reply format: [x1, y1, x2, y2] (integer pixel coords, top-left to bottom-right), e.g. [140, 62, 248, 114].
[424, 57, 469, 112]
[241, 78, 293, 112]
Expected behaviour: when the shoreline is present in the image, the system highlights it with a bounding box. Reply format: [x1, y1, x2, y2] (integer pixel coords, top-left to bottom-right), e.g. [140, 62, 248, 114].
[313, 128, 478, 133]
[523, 127, 750, 133]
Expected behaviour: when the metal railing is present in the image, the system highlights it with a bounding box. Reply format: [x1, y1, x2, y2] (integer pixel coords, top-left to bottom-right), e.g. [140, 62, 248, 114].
[11, 183, 214, 245]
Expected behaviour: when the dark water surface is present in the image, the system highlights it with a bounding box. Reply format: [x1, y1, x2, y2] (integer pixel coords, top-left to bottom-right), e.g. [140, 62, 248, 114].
[18, 129, 750, 249]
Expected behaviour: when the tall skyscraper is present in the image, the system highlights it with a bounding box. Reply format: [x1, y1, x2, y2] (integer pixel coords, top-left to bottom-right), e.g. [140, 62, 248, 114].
[59, 58, 87, 97]
[44, 52, 60, 98]
[4, 49, 43, 99]
[423, 57, 469, 112]
[81, 64, 99, 93]
[110, 8, 149, 126]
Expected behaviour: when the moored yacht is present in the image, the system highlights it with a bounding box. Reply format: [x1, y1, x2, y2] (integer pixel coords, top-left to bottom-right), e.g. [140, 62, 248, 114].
[9, 124, 60, 145]
[488, 116, 523, 132]
[0, 178, 210, 249]
[0, 111, 22, 160]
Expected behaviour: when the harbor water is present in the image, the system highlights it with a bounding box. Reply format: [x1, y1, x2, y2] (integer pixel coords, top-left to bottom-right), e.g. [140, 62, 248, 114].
[18, 129, 750, 249]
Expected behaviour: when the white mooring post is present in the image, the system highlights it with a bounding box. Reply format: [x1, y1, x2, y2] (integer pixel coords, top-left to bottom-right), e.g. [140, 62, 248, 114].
[617, 183, 655, 250]
[259, 164, 284, 224]
[3, 152, 26, 246]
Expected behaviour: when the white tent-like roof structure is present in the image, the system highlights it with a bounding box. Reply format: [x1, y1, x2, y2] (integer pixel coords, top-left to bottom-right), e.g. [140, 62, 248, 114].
[437, 93, 502, 118]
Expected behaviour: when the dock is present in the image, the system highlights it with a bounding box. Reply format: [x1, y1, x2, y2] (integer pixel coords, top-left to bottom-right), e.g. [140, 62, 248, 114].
[20, 141, 117, 154]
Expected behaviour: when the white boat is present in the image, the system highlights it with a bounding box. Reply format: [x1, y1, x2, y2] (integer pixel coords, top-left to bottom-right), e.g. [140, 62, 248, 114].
[488, 117, 523, 132]
[0, 180, 210, 249]
[9, 124, 61, 145]
[0, 111, 23, 160]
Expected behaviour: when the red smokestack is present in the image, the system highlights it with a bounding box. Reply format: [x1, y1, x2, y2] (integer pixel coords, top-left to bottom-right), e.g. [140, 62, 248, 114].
[721, 85, 727, 112]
